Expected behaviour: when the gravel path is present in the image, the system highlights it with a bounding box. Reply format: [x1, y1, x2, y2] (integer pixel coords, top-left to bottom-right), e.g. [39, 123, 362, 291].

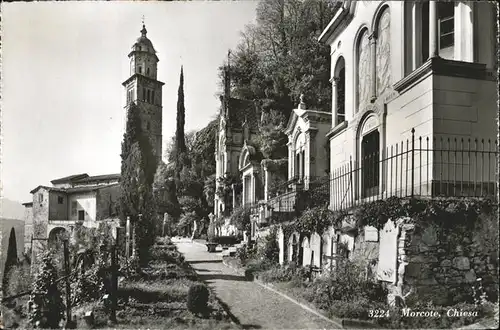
[175, 239, 341, 330]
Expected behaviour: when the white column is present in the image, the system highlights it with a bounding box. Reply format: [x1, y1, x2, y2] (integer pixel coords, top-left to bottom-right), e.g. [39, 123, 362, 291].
[369, 33, 377, 101]
[251, 173, 255, 204]
[429, 1, 439, 58]
[242, 175, 246, 207]
[412, 2, 422, 69]
[331, 77, 338, 126]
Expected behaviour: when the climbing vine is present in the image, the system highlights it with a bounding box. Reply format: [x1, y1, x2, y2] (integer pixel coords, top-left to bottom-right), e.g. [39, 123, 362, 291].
[279, 196, 497, 239]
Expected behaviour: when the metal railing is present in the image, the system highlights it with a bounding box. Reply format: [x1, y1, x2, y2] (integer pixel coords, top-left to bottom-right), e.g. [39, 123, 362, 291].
[327, 129, 498, 211]
[252, 130, 497, 224]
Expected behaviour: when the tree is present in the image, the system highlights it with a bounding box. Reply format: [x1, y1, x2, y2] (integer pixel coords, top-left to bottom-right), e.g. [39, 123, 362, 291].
[174, 66, 189, 180]
[253, 110, 288, 159]
[29, 252, 65, 329]
[218, 0, 340, 118]
[153, 162, 182, 219]
[119, 103, 158, 266]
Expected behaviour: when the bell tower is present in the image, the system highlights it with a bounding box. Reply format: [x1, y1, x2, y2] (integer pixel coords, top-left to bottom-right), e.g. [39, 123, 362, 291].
[122, 21, 164, 163]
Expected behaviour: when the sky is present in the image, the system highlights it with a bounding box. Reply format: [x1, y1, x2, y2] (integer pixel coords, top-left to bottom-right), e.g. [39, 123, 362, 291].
[1, 0, 258, 203]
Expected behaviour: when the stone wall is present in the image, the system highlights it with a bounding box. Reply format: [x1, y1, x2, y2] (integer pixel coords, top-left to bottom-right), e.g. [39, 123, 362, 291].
[32, 188, 49, 238]
[402, 212, 498, 305]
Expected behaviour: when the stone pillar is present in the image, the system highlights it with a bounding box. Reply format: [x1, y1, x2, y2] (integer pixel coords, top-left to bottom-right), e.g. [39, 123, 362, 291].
[331, 77, 338, 126]
[232, 183, 237, 209]
[306, 130, 318, 182]
[429, 1, 439, 58]
[369, 32, 377, 101]
[242, 175, 247, 207]
[263, 165, 270, 201]
[251, 173, 255, 204]
[287, 141, 293, 180]
[412, 3, 422, 70]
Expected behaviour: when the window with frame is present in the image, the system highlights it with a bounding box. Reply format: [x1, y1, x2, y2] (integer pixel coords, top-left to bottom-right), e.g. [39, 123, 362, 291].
[39, 194, 44, 202]
[438, 2, 454, 57]
[78, 210, 85, 221]
[57, 196, 64, 204]
[138, 66, 142, 74]
[71, 201, 77, 216]
[336, 68, 346, 125]
[142, 87, 146, 101]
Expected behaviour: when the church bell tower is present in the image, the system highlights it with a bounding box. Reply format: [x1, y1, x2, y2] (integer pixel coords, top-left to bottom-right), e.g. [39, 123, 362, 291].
[122, 22, 164, 163]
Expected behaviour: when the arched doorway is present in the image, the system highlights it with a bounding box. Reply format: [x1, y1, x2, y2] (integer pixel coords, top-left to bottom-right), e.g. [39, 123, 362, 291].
[3, 228, 18, 294]
[48, 227, 69, 251]
[358, 115, 381, 198]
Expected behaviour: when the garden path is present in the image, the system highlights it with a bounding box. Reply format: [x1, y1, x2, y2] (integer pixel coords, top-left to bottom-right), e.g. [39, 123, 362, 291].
[175, 239, 341, 330]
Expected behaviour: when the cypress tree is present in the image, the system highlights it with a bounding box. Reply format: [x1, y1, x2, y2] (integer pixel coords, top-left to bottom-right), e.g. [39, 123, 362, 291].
[176, 66, 187, 155]
[119, 102, 157, 265]
[175, 66, 188, 180]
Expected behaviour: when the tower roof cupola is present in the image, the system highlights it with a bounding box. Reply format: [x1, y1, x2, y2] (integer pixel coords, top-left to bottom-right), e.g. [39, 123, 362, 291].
[130, 22, 157, 57]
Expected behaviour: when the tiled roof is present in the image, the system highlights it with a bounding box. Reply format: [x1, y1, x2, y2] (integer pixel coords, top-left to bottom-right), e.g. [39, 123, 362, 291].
[65, 183, 119, 193]
[227, 98, 260, 130]
[22, 202, 33, 207]
[51, 173, 89, 184]
[74, 174, 120, 184]
[30, 185, 66, 194]
[30, 183, 118, 195]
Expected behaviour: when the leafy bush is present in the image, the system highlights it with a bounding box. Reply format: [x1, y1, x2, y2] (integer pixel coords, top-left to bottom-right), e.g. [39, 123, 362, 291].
[4, 262, 32, 298]
[72, 253, 107, 306]
[328, 297, 385, 320]
[259, 263, 300, 283]
[229, 206, 252, 232]
[301, 260, 387, 312]
[187, 283, 210, 315]
[119, 255, 143, 280]
[151, 245, 185, 265]
[29, 252, 65, 329]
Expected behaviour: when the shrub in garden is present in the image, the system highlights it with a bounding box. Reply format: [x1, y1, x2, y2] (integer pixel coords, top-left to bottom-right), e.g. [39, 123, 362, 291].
[71, 254, 106, 306]
[29, 252, 65, 329]
[187, 283, 210, 315]
[151, 246, 185, 264]
[4, 262, 32, 299]
[259, 264, 297, 283]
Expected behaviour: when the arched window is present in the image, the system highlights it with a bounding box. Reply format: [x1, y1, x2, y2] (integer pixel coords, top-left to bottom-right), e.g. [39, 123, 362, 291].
[294, 132, 306, 180]
[147, 67, 150, 76]
[138, 66, 142, 74]
[356, 29, 371, 111]
[147, 89, 151, 103]
[152, 90, 155, 105]
[333, 57, 346, 125]
[142, 88, 146, 101]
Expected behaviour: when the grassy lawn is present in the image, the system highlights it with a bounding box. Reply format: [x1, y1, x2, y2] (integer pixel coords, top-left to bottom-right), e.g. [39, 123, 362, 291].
[3, 240, 237, 329]
[84, 241, 236, 329]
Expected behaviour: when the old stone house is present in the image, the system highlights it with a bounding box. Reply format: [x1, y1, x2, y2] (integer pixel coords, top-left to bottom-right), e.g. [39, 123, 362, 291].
[24, 173, 121, 252]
